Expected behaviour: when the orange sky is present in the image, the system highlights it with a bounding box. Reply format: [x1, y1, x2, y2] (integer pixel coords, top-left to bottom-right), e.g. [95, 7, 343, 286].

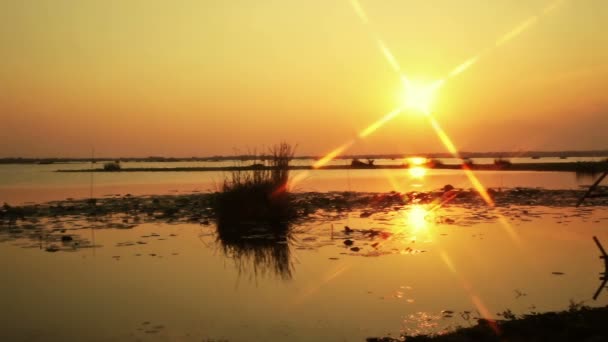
[1, 0, 607, 157]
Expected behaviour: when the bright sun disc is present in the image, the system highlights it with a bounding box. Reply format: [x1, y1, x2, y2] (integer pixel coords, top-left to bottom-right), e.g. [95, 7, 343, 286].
[401, 77, 444, 115]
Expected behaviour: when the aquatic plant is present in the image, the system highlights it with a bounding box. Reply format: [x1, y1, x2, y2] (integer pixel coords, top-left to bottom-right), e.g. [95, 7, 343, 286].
[213, 143, 296, 279]
[215, 142, 296, 225]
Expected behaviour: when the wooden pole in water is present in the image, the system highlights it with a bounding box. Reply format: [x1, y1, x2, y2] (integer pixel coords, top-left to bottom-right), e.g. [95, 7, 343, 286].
[90, 147, 94, 199]
[576, 171, 608, 207]
[90, 147, 96, 256]
[592, 236, 608, 300]
[593, 236, 608, 257]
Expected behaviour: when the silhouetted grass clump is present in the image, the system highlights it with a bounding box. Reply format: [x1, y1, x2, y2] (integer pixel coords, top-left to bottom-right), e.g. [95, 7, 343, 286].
[215, 143, 296, 226]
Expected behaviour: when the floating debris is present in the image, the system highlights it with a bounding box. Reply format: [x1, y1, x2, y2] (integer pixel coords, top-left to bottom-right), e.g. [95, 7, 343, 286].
[45, 244, 60, 252]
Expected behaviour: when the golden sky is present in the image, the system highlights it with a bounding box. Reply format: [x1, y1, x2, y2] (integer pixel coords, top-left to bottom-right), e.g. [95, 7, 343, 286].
[1, 0, 607, 157]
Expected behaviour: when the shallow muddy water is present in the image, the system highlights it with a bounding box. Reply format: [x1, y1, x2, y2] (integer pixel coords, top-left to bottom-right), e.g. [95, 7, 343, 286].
[2, 202, 607, 341]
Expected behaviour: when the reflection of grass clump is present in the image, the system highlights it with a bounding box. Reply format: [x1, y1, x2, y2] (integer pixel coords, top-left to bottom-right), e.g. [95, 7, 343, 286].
[215, 143, 295, 225]
[216, 221, 293, 280]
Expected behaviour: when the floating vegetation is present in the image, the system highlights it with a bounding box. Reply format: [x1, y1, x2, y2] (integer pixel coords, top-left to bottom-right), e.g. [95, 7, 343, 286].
[2, 187, 608, 257]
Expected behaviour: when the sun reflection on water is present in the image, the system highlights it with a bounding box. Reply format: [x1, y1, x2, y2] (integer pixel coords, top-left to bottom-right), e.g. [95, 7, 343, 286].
[408, 205, 429, 231]
[407, 156, 428, 166]
[408, 166, 427, 179]
[407, 156, 428, 184]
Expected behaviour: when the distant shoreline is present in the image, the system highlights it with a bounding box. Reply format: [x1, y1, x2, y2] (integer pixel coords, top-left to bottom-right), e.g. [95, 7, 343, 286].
[56, 161, 608, 173]
[2, 149, 608, 164]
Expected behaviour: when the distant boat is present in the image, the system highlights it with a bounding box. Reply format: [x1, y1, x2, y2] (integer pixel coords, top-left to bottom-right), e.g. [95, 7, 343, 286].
[560, 156, 568, 159]
[531, 156, 541, 159]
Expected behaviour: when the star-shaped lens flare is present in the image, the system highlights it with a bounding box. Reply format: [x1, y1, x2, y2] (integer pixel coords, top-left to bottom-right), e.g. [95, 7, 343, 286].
[289, 0, 567, 319]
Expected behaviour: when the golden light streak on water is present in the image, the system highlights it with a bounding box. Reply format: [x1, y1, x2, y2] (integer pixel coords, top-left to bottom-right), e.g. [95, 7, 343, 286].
[440, 251, 496, 325]
[383, 169, 405, 193]
[462, 166, 495, 207]
[313, 140, 355, 169]
[291, 264, 351, 306]
[286, 171, 311, 191]
[431, 116, 517, 240]
[496, 16, 539, 47]
[358, 107, 403, 138]
[440, 251, 457, 274]
[497, 214, 522, 246]
[471, 295, 497, 325]
[448, 55, 481, 78]
[427, 115, 495, 206]
[349, 0, 369, 25]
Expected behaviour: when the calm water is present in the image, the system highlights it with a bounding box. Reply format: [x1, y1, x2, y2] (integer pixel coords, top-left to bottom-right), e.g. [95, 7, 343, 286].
[2, 157, 607, 341]
[1, 205, 608, 341]
[0, 157, 604, 205]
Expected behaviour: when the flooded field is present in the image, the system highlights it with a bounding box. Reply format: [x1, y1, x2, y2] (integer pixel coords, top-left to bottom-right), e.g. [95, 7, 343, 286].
[1, 189, 608, 341]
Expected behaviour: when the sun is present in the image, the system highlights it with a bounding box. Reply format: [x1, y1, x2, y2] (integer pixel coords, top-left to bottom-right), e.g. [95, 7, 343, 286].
[401, 77, 444, 115]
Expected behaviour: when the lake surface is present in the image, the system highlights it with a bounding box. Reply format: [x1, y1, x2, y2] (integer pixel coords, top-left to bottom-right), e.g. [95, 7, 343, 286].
[1, 204, 608, 341]
[1, 157, 608, 341]
[0, 157, 605, 205]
